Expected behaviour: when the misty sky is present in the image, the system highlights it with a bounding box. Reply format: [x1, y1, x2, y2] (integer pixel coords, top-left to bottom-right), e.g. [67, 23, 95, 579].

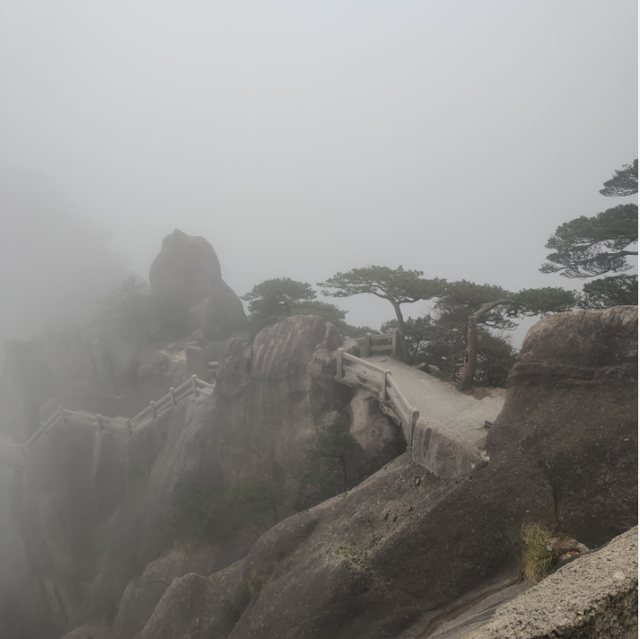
[1, 0, 637, 342]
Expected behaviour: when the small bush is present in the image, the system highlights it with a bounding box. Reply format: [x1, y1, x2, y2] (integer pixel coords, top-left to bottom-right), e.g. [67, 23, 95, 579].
[521, 523, 558, 584]
[297, 417, 356, 509]
[247, 571, 265, 597]
[204, 338, 231, 362]
[173, 479, 278, 543]
[87, 590, 118, 626]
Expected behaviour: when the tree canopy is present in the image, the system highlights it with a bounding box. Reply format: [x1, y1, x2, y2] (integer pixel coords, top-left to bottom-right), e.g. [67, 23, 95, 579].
[599, 159, 638, 197]
[241, 278, 316, 325]
[540, 204, 638, 278]
[380, 282, 575, 388]
[241, 277, 371, 336]
[541, 160, 638, 279]
[578, 274, 638, 309]
[439, 283, 575, 389]
[319, 266, 445, 360]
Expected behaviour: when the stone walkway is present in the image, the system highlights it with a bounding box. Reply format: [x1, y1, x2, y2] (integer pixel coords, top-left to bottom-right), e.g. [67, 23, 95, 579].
[368, 356, 505, 445]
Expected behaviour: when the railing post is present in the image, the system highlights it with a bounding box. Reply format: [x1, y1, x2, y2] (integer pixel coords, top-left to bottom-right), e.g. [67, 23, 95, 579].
[391, 329, 398, 358]
[126, 419, 132, 435]
[382, 371, 391, 402]
[335, 348, 344, 381]
[192, 374, 198, 397]
[169, 387, 176, 406]
[96, 414, 103, 431]
[149, 401, 156, 419]
[362, 333, 372, 358]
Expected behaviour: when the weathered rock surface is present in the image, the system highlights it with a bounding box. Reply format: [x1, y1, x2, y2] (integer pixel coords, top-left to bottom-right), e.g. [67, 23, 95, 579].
[488, 305, 637, 548]
[4, 314, 402, 638]
[131, 306, 637, 639]
[464, 526, 638, 639]
[149, 229, 247, 339]
[209, 315, 405, 515]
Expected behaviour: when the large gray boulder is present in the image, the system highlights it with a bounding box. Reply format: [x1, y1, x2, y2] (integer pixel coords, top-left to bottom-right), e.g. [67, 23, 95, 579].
[149, 229, 246, 339]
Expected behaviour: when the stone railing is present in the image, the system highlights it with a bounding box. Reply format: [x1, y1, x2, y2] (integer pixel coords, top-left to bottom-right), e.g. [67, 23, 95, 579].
[0, 375, 215, 467]
[335, 348, 419, 445]
[354, 329, 399, 358]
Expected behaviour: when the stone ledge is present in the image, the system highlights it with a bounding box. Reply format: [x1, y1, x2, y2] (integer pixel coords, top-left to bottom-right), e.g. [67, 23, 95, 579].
[411, 418, 487, 479]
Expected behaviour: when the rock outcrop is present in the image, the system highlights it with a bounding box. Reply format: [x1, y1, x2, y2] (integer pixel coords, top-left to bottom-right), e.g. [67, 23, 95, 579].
[128, 306, 637, 639]
[2, 306, 636, 639]
[3, 315, 402, 638]
[464, 526, 638, 639]
[212, 315, 402, 500]
[1, 230, 249, 444]
[149, 229, 247, 339]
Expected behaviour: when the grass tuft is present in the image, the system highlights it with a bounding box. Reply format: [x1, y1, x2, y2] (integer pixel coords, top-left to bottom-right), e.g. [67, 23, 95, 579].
[521, 523, 557, 584]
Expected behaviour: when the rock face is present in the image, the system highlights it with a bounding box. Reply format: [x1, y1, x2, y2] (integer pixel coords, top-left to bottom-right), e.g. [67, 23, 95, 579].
[130, 306, 637, 639]
[3, 315, 402, 638]
[211, 315, 404, 509]
[149, 229, 247, 339]
[465, 526, 638, 639]
[489, 305, 638, 548]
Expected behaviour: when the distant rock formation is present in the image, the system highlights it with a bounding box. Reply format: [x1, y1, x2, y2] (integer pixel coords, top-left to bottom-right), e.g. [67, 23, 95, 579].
[148, 229, 247, 339]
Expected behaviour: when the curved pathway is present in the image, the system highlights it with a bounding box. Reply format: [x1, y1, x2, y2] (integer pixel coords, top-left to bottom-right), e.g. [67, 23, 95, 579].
[367, 356, 504, 446]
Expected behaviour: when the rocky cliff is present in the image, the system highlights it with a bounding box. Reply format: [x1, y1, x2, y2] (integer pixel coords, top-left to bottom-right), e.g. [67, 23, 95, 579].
[0, 230, 249, 445]
[0, 315, 402, 638]
[125, 306, 637, 639]
[0, 306, 636, 639]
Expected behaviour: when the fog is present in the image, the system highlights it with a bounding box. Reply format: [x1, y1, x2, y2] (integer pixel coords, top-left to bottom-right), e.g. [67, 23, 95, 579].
[1, 0, 637, 345]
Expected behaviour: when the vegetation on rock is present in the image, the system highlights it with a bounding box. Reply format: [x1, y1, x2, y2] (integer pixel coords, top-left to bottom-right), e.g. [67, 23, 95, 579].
[319, 266, 446, 361]
[96, 275, 152, 341]
[298, 416, 357, 509]
[381, 282, 574, 388]
[173, 478, 280, 543]
[578, 274, 638, 308]
[241, 277, 371, 336]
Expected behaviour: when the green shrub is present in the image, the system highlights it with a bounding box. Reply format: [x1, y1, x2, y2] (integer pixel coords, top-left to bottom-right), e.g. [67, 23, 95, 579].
[87, 590, 118, 626]
[173, 479, 278, 543]
[298, 416, 356, 509]
[95, 277, 151, 342]
[247, 571, 265, 597]
[204, 338, 231, 362]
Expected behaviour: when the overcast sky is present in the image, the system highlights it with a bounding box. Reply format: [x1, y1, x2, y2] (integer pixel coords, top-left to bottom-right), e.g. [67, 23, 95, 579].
[0, 0, 637, 342]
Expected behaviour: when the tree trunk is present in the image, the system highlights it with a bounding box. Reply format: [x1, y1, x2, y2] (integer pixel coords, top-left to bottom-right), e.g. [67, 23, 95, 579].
[390, 301, 410, 363]
[459, 299, 509, 391]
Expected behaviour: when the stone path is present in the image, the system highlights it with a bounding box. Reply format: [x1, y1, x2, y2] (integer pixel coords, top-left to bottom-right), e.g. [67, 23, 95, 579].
[368, 356, 505, 446]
